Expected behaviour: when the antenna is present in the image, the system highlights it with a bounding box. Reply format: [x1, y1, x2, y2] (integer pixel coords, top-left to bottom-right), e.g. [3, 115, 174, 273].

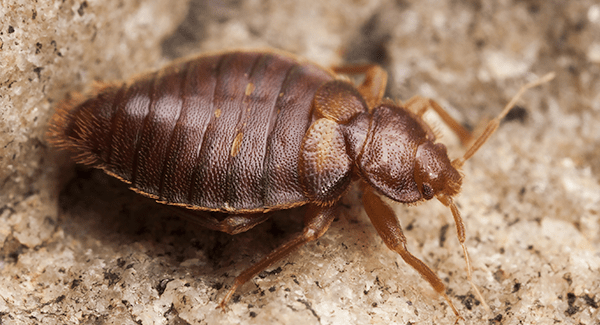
[452, 72, 556, 169]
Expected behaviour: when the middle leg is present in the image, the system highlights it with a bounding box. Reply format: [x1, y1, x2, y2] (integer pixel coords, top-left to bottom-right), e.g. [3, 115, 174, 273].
[332, 64, 388, 110]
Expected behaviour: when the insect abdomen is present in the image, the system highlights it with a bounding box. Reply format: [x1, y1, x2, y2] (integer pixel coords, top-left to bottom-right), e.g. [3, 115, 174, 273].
[49, 51, 335, 212]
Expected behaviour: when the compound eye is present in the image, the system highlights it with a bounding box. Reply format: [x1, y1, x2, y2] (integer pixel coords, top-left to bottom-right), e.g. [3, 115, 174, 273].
[422, 183, 434, 200]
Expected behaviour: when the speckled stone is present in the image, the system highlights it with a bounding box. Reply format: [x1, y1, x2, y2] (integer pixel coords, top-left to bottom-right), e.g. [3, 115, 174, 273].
[1, 0, 599, 324]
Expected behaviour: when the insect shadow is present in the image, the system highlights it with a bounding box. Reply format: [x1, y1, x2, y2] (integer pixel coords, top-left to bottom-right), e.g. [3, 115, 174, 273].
[56, 166, 311, 293]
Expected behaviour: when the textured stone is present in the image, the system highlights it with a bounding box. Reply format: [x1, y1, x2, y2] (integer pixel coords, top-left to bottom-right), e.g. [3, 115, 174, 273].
[1, 0, 599, 324]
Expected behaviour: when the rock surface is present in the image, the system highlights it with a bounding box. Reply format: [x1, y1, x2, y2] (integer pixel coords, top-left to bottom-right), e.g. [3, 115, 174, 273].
[1, 0, 599, 324]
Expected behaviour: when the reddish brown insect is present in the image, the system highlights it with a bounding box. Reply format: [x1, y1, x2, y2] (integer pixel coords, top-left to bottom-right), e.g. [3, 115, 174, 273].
[48, 49, 553, 320]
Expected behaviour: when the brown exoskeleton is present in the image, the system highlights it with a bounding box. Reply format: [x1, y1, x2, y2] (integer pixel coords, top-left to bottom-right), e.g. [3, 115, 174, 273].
[48, 49, 554, 320]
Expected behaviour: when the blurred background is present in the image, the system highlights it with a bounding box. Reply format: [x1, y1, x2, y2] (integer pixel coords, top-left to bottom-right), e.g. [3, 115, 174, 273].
[1, 0, 599, 324]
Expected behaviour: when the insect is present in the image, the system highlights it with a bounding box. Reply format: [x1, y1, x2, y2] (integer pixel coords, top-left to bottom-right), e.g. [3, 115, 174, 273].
[48, 49, 553, 320]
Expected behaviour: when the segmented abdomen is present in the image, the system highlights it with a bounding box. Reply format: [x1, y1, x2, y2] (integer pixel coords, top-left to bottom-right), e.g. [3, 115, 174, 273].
[50, 51, 335, 212]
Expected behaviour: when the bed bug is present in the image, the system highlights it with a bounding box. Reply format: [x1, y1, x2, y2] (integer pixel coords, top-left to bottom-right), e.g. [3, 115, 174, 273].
[47, 49, 554, 320]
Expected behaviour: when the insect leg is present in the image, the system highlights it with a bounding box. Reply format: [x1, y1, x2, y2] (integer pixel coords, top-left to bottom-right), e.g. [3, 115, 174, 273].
[362, 186, 462, 320]
[167, 206, 270, 235]
[452, 72, 555, 168]
[332, 64, 388, 110]
[405, 95, 473, 145]
[219, 204, 338, 309]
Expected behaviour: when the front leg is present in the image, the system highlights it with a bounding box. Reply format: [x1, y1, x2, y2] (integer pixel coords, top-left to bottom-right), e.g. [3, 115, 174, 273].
[219, 204, 338, 309]
[362, 186, 462, 321]
[404, 95, 473, 145]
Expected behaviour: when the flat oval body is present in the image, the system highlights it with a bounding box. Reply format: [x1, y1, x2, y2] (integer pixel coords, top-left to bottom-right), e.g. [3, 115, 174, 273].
[51, 51, 336, 213]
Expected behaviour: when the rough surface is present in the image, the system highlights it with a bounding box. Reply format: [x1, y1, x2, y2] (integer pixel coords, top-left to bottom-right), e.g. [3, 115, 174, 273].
[1, 0, 599, 324]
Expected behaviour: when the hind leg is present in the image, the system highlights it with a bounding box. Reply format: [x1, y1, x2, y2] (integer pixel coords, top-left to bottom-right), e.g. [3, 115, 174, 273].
[219, 204, 338, 309]
[168, 206, 270, 235]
